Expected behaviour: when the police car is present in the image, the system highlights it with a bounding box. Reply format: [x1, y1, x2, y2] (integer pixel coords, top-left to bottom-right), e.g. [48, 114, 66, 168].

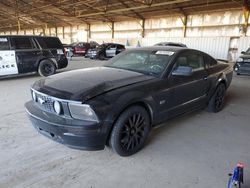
[0, 35, 68, 77]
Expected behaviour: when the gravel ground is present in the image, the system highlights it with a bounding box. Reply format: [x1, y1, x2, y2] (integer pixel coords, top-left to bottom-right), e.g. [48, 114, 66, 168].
[0, 57, 249, 188]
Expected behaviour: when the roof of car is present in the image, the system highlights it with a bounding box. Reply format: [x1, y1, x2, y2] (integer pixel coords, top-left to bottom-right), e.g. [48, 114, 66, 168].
[128, 46, 190, 52]
[102, 43, 124, 45]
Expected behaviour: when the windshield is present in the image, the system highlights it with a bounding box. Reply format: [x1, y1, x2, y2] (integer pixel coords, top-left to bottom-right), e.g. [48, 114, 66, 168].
[245, 48, 250, 54]
[105, 50, 174, 77]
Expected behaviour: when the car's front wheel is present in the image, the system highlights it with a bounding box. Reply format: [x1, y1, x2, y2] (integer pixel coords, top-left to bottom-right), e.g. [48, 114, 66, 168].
[110, 106, 150, 156]
[38, 60, 56, 77]
[208, 83, 226, 113]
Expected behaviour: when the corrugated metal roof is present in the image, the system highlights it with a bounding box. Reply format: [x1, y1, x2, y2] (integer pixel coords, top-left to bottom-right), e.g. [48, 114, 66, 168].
[0, 0, 244, 31]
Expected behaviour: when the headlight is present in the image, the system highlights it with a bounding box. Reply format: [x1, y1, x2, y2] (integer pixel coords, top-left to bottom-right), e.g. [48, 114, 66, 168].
[32, 91, 37, 102]
[237, 58, 243, 62]
[53, 101, 62, 115]
[68, 103, 99, 122]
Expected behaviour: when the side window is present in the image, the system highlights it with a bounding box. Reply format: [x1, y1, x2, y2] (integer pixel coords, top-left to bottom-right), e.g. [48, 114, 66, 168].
[176, 56, 188, 66]
[110, 45, 116, 49]
[175, 52, 204, 71]
[206, 55, 218, 68]
[117, 45, 124, 50]
[107, 45, 112, 49]
[0, 37, 10, 50]
[11, 37, 34, 49]
[187, 54, 204, 71]
[36, 37, 62, 49]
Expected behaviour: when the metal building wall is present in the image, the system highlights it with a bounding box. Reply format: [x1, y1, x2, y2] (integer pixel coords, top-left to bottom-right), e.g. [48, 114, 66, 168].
[142, 37, 230, 59]
[144, 17, 184, 37]
[114, 21, 141, 38]
[186, 11, 243, 37]
[0, 10, 247, 60]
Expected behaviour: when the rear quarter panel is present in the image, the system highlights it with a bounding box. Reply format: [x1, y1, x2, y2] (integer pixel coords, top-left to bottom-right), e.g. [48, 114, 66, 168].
[206, 62, 233, 100]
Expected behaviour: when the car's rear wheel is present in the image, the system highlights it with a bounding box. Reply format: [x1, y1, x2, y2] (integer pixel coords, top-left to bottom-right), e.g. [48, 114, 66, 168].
[99, 53, 105, 60]
[110, 106, 150, 156]
[208, 83, 226, 113]
[38, 60, 56, 77]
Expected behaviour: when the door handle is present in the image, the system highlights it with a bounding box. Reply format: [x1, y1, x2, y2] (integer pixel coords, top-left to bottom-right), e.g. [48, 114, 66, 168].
[203, 76, 208, 80]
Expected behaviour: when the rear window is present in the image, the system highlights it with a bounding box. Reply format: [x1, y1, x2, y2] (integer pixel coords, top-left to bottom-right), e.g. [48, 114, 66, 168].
[0, 37, 10, 50]
[36, 37, 62, 49]
[77, 43, 87, 47]
[11, 37, 34, 49]
[117, 45, 125, 49]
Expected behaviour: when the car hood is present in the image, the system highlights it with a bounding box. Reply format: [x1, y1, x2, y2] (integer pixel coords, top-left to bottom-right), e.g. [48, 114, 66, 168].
[240, 54, 250, 59]
[32, 67, 154, 101]
[238, 55, 250, 63]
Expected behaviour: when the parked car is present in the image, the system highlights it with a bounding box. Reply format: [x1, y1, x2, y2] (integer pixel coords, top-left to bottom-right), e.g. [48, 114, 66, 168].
[234, 49, 250, 75]
[25, 47, 233, 156]
[86, 43, 125, 60]
[63, 44, 74, 59]
[154, 42, 187, 48]
[65, 41, 99, 56]
[0, 35, 68, 77]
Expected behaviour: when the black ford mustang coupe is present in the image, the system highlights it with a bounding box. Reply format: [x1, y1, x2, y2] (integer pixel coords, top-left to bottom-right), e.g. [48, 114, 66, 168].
[25, 47, 233, 156]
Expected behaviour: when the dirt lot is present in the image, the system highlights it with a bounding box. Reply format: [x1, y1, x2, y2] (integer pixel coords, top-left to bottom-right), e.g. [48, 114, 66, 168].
[0, 57, 249, 188]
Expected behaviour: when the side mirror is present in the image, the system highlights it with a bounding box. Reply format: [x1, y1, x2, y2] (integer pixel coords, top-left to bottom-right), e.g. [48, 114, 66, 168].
[172, 66, 193, 76]
[241, 51, 246, 54]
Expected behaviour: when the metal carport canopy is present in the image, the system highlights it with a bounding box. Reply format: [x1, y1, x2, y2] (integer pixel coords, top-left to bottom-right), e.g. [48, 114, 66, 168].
[0, 0, 246, 31]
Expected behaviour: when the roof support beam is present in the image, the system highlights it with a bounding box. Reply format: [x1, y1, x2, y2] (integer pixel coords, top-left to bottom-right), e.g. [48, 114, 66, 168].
[19, 0, 72, 26]
[81, 1, 114, 22]
[77, 0, 192, 18]
[141, 19, 145, 38]
[87, 24, 91, 41]
[182, 15, 187, 37]
[243, 0, 250, 11]
[243, 8, 249, 36]
[43, 0, 90, 25]
[117, 0, 144, 20]
[111, 21, 114, 39]
[0, 1, 52, 28]
[179, 8, 187, 37]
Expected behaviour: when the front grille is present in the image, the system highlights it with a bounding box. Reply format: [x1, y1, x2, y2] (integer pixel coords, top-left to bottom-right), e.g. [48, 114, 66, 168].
[240, 66, 250, 71]
[34, 91, 55, 113]
[240, 62, 250, 67]
[244, 59, 250, 63]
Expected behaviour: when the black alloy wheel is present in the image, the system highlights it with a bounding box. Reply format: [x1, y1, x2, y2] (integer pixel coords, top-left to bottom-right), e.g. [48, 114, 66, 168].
[38, 60, 56, 77]
[208, 83, 226, 113]
[110, 106, 150, 156]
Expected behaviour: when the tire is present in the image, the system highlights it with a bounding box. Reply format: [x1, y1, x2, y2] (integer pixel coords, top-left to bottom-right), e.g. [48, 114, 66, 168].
[208, 83, 226, 113]
[99, 53, 105, 60]
[38, 60, 56, 77]
[110, 106, 151, 156]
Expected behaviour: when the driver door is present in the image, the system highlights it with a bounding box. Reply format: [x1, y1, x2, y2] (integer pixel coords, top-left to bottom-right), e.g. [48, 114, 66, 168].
[156, 51, 209, 120]
[106, 45, 117, 57]
[0, 37, 18, 76]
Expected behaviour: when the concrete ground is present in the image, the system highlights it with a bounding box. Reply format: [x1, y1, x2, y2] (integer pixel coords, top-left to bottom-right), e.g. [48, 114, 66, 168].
[0, 57, 249, 188]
